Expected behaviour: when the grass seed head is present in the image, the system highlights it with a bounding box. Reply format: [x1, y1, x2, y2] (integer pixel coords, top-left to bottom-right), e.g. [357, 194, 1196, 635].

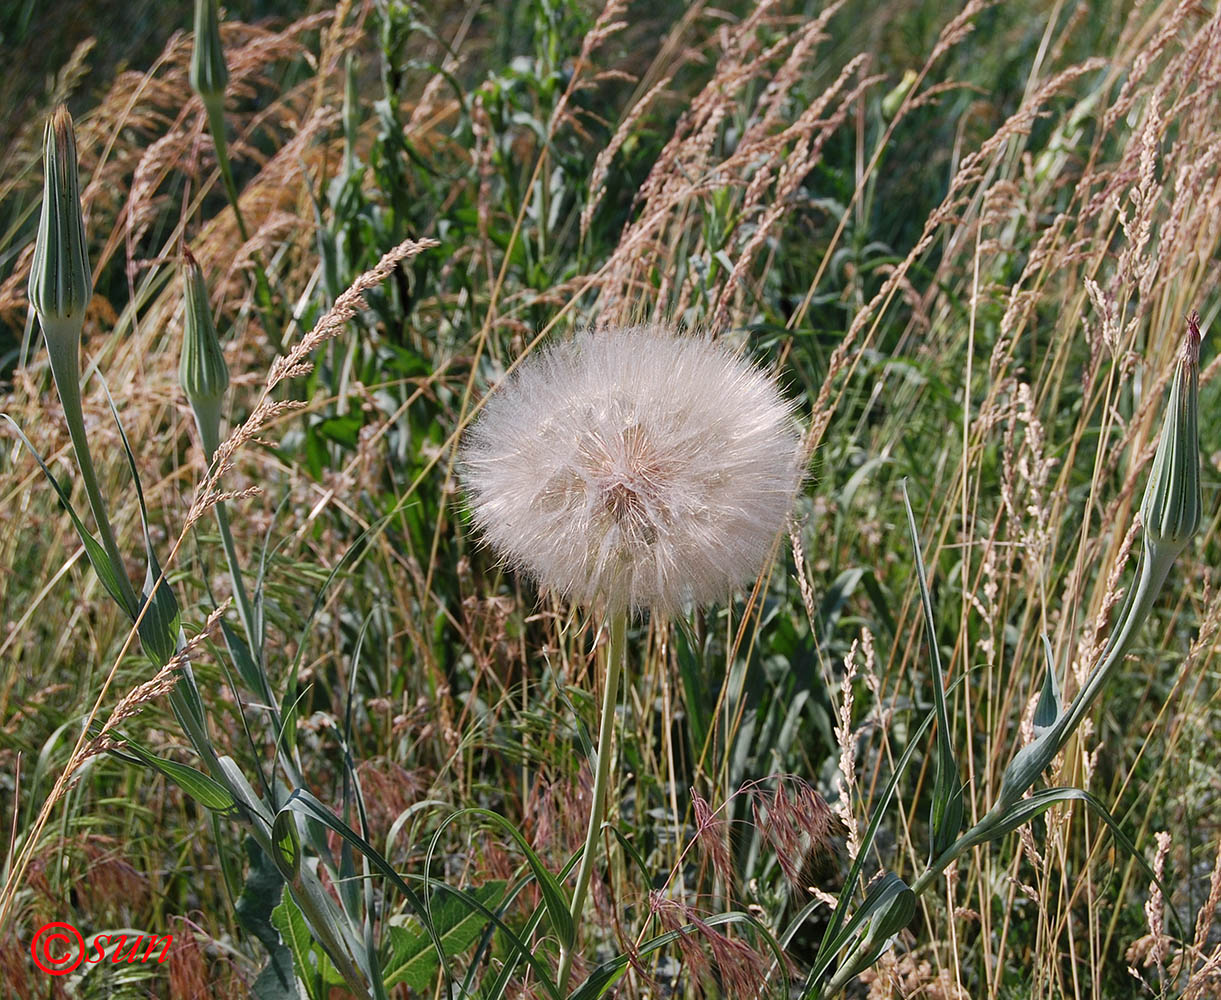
[460, 326, 803, 615]
[1139, 313, 1202, 558]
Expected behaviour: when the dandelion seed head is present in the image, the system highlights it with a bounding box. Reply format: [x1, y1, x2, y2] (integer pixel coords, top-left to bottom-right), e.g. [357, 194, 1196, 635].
[460, 326, 803, 614]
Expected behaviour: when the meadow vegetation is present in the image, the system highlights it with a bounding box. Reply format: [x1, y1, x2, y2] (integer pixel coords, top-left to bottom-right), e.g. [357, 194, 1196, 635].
[1, 0, 1219, 997]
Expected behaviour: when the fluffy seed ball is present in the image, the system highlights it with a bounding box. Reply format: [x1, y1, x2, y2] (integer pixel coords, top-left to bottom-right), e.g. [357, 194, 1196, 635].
[460, 326, 803, 615]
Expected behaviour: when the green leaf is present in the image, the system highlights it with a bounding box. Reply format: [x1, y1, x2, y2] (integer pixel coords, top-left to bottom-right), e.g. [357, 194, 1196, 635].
[271, 892, 344, 1000]
[251, 948, 301, 1000]
[103, 384, 182, 668]
[112, 735, 237, 815]
[221, 619, 267, 697]
[3, 414, 136, 617]
[275, 790, 562, 1000]
[446, 808, 574, 949]
[383, 881, 505, 990]
[1032, 633, 1062, 734]
[138, 547, 182, 669]
[849, 873, 917, 971]
[997, 727, 1058, 809]
[675, 625, 710, 756]
[903, 480, 963, 859]
[982, 785, 1183, 936]
[235, 836, 287, 956]
[272, 810, 302, 881]
[802, 680, 968, 995]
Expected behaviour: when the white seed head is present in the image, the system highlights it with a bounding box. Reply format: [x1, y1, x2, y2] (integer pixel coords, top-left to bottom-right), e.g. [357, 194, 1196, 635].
[460, 326, 804, 614]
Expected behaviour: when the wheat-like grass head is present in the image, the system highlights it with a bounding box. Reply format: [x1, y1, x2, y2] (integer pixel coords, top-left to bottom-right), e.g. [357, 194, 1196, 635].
[460, 326, 804, 615]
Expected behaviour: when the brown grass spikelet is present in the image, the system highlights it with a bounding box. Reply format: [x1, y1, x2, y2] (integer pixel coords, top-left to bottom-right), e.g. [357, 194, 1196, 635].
[691, 791, 734, 890]
[650, 891, 774, 998]
[749, 778, 836, 894]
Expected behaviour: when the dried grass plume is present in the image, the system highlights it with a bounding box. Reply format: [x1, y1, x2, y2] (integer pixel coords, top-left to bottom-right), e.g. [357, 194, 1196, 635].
[460, 326, 803, 614]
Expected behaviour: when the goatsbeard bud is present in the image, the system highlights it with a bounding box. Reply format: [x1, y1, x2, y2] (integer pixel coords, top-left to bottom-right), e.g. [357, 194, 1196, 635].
[190, 0, 229, 108]
[28, 106, 92, 343]
[1139, 313, 1202, 558]
[180, 251, 230, 457]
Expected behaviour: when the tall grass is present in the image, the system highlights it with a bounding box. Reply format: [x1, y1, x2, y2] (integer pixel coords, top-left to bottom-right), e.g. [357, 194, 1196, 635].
[1, 0, 1219, 997]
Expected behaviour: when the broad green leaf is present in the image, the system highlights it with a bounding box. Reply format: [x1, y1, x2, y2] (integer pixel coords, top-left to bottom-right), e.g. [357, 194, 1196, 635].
[235, 836, 287, 956]
[216, 754, 272, 826]
[138, 548, 182, 669]
[251, 947, 302, 1000]
[289, 866, 369, 996]
[114, 736, 237, 815]
[472, 851, 583, 1000]
[383, 881, 505, 990]
[221, 618, 269, 700]
[806, 872, 915, 995]
[849, 873, 917, 972]
[976, 786, 1184, 937]
[997, 727, 1058, 809]
[802, 684, 963, 995]
[903, 481, 963, 859]
[272, 810, 302, 881]
[271, 892, 343, 1000]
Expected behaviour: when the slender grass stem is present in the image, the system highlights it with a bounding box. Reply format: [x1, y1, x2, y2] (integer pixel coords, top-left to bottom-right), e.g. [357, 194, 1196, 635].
[558, 612, 626, 994]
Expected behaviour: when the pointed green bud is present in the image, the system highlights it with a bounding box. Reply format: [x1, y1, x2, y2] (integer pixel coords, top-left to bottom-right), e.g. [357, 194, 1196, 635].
[28, 106, 92, 339]
[181, 250, 229, 405]
[1139, 313, 1202, 557]
[180, 251, 230, 456]
[190, 0, 229, 105]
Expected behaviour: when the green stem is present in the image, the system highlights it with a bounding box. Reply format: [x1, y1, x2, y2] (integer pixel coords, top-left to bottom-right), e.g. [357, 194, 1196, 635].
[45, 328, 139, 616]
[193, 404, 260, 660]
[203, 97, 284, 353]
[1054, 543, 1174, 747]
[557, 612, 626, 994]
[204, 98, 247, 243]
[824, 543, 1180, 998]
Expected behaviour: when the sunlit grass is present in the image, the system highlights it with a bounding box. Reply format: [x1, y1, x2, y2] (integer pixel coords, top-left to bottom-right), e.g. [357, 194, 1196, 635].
[1, 1, 1219, 998]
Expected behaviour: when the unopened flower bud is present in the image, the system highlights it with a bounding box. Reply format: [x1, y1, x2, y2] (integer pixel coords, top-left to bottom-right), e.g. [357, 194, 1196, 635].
[28, 106, 91, 339]
[180, 251, 230, 457]
[190, 0, 229, 107]
[1139, 313, 1202, 557]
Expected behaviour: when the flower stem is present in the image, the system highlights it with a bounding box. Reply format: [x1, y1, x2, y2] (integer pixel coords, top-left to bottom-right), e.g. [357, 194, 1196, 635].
[45, 328, 139, 616]
[202, 98, 283, 353]
[193, 406, 259, 661]
[558, 611, 625, 994]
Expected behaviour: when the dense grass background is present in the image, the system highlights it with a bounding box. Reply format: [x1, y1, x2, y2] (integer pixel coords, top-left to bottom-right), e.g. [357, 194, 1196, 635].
[1, 0, 1219, 997]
